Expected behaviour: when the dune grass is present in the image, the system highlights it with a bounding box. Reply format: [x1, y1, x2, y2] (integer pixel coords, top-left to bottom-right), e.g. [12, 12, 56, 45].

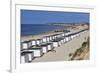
[70, 36, 89, 60]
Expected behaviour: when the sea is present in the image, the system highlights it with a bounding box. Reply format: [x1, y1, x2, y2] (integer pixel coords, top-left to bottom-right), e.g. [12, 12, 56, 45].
[21, 24, 65, 36]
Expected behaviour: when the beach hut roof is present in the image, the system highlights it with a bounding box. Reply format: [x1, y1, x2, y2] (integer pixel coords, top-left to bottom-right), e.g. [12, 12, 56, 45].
[52, 38, 63, 42]
[40, 42, 52, 46]
[27, 46, 42, 50]
[37, 39, 41, 40]
[21, 51, 33, 56]
[22, 40, 31, 43]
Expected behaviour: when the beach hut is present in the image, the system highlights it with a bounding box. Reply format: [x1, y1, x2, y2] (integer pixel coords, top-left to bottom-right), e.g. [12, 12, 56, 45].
[52, 42, 59, 47]
[40, 44, 48, 53]
[61, 33, 65, 37]
[60, 38, 64, 44]
[62, 37, 66, 43]
[46, 43, 53, 51]
[52, 38, 62, 47]
[42, 37, 47, 43]
[31, 39, 37, 46]
[65, 36, 69, 42]
[49, 36, 52, 41]
[28, 40, 32, 47]
[21, 55, 26, 63]
[21, 41, 32, 50]
[67, 35, 71, 41]
[21, 51, 34, 63]
[28, 46, 43, 57]
[71, 33, 77, 39]
[36, 39, 42, 45]
[52, 35, 55, 40]
[46, 36, 50, 42]
[56, 34, 60, 38]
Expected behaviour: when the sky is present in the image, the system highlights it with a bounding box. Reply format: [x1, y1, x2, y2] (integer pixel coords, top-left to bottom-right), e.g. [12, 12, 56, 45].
[21, 10, 89, 24]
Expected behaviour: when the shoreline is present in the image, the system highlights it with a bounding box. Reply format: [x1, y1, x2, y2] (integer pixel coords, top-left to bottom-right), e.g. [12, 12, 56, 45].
[21, 25, 89, 42]
[20, 24, 90, 62]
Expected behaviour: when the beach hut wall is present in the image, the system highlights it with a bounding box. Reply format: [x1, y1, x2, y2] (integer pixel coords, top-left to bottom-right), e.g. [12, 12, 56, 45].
[46, 43, 53, 51]
[21, 51, 34, 63]
[42, 46, 48, 53]
[42, 37, 47, 43]
[21, 55, 26, 63]
[68, 36, 71, 41]
[62, 33, 65, 36]
[65, 33, 68, 36]
[52, 36, 55, 40]
[58, 41, 62, 46]
[52, 37, 64, 47]
[63, 38, 66, 43]
[54, 35, 57, 39]
[49, 36, 53, 41]
[28, 47, 43, 57]
[65, 37, 69, 42]
[31, 40, 37, 46]
[53, 42, 59, 47]
[28, 41, 32, 47]
[40, 45, 48, 53]
[36, 39, 42, 45]
[61, 39, 64, 44]
[22, 41, 31, 49]
[57, 34, 62, 38]
[21, 43, 26, 50]
[46, 37, 50, 42]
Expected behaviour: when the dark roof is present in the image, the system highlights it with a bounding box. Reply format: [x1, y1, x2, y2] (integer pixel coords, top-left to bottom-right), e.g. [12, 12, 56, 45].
[52, 37, 64, 42]
[22, 40, 31, 43]
[40, 43, 52, 46]
[21, 51, 33, 56]
[29, 47, 42, 50]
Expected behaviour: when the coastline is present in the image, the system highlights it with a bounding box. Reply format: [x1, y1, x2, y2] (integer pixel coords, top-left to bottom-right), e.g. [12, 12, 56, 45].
[21, 25, 88, 42]
[21, 24, 90, 62]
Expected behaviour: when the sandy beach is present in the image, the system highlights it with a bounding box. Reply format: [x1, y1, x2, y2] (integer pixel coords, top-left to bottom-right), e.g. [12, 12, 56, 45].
[21, 25, 89, 62]
[31, 29, 89, 62]
[21, 25, 88, 42]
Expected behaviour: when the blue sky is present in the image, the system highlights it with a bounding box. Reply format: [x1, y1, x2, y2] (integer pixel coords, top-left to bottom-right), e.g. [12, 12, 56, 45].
[21, 10, 89, 24]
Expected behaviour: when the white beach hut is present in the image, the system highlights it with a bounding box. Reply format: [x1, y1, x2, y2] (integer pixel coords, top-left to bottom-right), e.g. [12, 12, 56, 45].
[52, 42, 59, 47]
[49, 36, 53, 41]
[52, 38, 62, 47]
[46, 36, 50, 42]
[46, 43, 53, 51]
[21, 41, 32, 50]
[21, 51, 34, 63]
[61, 33, 65, 37]
[36, 39, 42, 45]
[65, 36, 69, 42]
[56, 34, 60, 38]
[71, 33, 77, 39]
[52, 35, 55, 40]
[67, 35, 71, 41]
[21, 55, 26, 63]
[63, 37, 66, 43]
[28, 46, 43, 57]
[54, 34, 58, 39]
[40, 44, 48, 53]
[60, 38, 64, 44]
[42, 37, 47, 43]
[31, 39, 37, 46]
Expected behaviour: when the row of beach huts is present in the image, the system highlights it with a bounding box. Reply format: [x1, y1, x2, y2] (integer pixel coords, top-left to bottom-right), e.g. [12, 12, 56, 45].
[21, 29, 88, 63]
